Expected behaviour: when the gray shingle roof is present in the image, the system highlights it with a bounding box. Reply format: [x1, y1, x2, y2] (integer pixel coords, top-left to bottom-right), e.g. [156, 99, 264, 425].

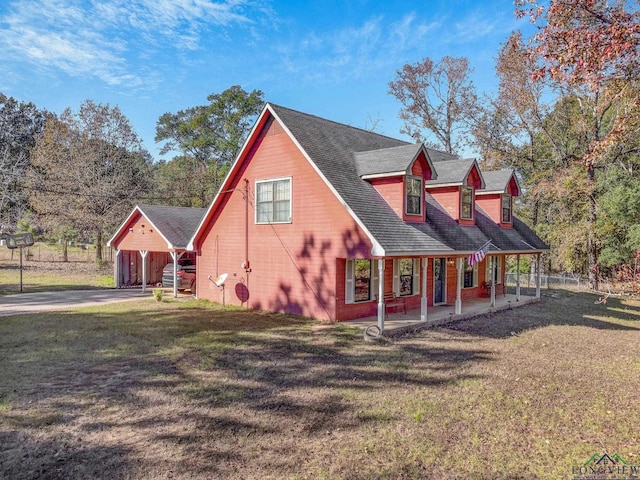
[425, 158, 480, 186]
[355, 143, 424, 177]
[266, 103, 547, 255]
[137, 205, 206, 249]
[479, 169, 517, 193]
[425, 148, 459, 163]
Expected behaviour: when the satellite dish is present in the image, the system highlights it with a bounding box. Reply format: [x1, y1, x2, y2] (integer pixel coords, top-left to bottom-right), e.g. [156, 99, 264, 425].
[214, 273, 228, 287]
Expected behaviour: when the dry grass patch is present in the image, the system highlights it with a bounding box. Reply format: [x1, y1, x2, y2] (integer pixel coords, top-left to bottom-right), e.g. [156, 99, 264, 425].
[0, 243, 113, 295]
[1, 290, 639, 479]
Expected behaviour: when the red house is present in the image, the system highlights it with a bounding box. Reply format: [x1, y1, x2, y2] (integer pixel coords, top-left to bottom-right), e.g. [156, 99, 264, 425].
[187, 104, 548, 330]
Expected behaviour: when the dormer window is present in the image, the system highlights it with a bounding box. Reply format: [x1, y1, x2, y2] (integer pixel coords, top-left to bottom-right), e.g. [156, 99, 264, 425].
[406, 176, 423, 215]
[501, 193, 512, 223]
[461, 186, 473, 219]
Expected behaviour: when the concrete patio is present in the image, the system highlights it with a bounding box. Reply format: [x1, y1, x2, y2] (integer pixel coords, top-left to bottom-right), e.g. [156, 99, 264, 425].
[348, 293, 540, 336]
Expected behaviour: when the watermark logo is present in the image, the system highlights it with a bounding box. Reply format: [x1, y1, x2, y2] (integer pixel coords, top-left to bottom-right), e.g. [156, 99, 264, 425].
[572, 453, 639, 479]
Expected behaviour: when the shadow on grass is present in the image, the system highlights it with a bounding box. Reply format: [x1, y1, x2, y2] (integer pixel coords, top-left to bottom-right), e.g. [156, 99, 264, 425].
[0, 301, 493, 477]
[443, 289, 640, 339]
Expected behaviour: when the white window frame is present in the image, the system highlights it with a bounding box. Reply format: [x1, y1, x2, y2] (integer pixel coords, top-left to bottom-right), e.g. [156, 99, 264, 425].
[461, 186, 474, 220]
[501, 193, 512, 223]
[393, 258, 420, 296]
[463, 257, 478, 289]
[345, 259, 379, 304]
[255, 177, 292, 224]
[485, 256, 502, 285]
[405, 176, 423, 216]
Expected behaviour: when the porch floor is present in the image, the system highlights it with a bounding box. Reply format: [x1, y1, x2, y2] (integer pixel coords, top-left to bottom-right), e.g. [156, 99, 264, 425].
[347, 293, 540, 335]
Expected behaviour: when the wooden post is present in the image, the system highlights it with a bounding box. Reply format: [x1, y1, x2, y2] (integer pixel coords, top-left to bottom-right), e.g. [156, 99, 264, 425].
[114, 249, 121, 288]
[455, 257, 462, 315]
[490, 256, 496, 307]
[140, 250, 149, 293]
[516, 254, 521, 301]
[421, 258, 427, 322]
[377, 259, 385, 332]
[536, 253, 541, 298]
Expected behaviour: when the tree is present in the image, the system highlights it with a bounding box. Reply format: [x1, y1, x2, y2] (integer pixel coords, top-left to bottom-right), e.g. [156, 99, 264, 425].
[514, 0, 640, 289]
[28, 100, 153, 262]
[388, 56, 478, 154]
[0, 94, 48, 233]
[155, 85, 264, 206]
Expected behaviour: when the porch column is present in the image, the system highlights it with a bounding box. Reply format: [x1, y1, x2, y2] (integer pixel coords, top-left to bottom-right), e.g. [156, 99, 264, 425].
[455, 257, 462, 315]
[170, 251, 185, 298]
[114, 249, 121, 288]
[535, 253, 541, 298]
[140, 250, 148, 293]
[421, 258, 427, 322]
[377, 259, 385, 332]
[490, 256, 496, 307]
[516, 254, 521, 301]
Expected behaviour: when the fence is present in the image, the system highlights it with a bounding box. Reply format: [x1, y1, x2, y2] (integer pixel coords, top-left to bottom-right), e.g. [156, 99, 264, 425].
[505, 272, 589, 291]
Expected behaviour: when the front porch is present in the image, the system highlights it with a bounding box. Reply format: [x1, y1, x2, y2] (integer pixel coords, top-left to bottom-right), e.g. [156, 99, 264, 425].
[347, 293, 540, 335]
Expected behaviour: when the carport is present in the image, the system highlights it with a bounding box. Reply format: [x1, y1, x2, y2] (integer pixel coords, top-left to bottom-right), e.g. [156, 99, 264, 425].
[107, 205, 205, 297]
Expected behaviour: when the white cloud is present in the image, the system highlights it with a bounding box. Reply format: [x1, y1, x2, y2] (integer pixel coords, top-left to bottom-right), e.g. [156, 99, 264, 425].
[0, 0, 261, 87]
[275, 13, 443, 83]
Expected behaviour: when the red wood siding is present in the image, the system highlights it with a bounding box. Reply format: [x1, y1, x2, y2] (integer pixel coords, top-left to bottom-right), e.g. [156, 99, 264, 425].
[196, 117, 374, 321]
[112, 213, 170, 252]
[370, 177, 403, 218]
[476, 193, 501, 225]
[429, 186, 461, 221]
[477, 193, 514, 228]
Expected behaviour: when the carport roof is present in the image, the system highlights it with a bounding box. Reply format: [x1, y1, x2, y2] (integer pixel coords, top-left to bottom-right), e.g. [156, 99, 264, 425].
[108, 205, 206, 250]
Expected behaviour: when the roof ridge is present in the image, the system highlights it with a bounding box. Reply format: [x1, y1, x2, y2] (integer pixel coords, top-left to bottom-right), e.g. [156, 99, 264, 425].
[267, 102, 411, 148]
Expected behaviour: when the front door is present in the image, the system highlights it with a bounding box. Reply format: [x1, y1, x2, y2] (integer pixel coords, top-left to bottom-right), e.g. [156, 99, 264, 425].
[434, 258, 446, 305]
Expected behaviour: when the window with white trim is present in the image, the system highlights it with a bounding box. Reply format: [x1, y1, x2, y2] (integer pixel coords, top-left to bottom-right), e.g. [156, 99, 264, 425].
[394, 258, 420, 296]
[406, 176, 422, 215]
[256, 177, 291, 223]
[345, 259, 379, 303]
[501, 194, 512, 223]
[461, 186, 474, 219]
[463, 257, 478, 288]
[485, 256, 502, 284]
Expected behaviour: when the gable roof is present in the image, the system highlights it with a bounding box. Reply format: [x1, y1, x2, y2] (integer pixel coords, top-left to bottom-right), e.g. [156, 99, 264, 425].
[425, 148, 459, 163]
[190, 103, 547, 256]
[478, 169, 521, 195]
[355, 143, 436, 179]
[108, 204, 206, 250]
[425, 158, 485, 188]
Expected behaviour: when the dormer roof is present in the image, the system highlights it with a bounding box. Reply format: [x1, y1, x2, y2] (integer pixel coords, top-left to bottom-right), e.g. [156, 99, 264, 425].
[425, 158, 485, 188]
[355, 143, 436, 179]
[478, 169, 521, 195]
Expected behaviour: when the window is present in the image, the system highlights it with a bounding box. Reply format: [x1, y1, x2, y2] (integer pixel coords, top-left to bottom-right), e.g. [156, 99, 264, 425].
[501, 194, 512, 223]
[345, 259, 379, 303]
[406, 176, 422, 215]
[256, 178, 291, 223]
[461, 186, 473, 219]
[485, 256, 502, 284]
[394, 258, 420, 296]
[463, 257, 478, 288]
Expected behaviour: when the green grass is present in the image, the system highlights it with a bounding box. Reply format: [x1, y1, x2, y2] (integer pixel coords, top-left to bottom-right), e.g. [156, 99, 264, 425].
[1, 291, 639, 479]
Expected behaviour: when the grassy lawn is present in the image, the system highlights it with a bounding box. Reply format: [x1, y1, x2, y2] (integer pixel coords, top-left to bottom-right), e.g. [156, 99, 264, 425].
[1, 290, 639, 479]
[0, 243, 113, 295]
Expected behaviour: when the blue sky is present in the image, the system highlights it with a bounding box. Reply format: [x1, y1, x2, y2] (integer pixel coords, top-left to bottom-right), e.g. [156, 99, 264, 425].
[0, 0, 529, 160]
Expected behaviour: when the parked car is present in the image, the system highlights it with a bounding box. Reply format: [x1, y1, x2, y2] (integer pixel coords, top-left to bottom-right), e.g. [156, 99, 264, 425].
[162, 259, 196, 293]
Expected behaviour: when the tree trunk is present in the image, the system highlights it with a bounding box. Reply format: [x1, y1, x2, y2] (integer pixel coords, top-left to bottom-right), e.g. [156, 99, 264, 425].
[587, 163, 598, 291]
[95, 231, 103, 263]
[62, 239, 68, 263]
